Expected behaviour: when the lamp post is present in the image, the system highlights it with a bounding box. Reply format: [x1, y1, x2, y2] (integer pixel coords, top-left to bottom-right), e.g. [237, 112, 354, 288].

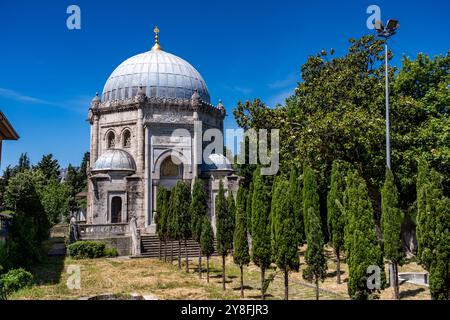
[375, 19, 399, 170]
[375, 19, 399, 292]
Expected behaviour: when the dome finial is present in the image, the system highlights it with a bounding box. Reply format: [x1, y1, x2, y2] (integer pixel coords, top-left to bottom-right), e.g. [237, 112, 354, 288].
[152, 26, 162, 51]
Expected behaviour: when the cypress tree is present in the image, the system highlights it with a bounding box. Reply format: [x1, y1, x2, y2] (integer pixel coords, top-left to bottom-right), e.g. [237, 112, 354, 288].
[416, 160, 450, 299]
[228, 191, 236, 240]
[162, 189, 171, 262]
[246, 181, 253, 239]
[251, 168, 272, 299]
[155, 187, 169, 260]
[327, 160, 348, 284]
[167, 186, 178, 264]
[174, 181, 192, 273]
[345, 170, 385, 300]
[272, 177, 300, 300]
[233, 186, 250, 298]
[381, 169, 404, 299]
[303, 164, 320, 238]
[200, 216, 215, 283]
[289, 165, 304, 246]
[215, 181, 233, 290]
[190, 179, 207, 278]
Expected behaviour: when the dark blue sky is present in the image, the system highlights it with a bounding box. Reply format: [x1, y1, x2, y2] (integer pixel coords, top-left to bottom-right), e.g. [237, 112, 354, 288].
[0, 0, 449, 170]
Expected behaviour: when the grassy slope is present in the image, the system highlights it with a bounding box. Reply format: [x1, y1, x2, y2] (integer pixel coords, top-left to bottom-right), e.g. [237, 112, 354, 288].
[11, 244, 429, 300]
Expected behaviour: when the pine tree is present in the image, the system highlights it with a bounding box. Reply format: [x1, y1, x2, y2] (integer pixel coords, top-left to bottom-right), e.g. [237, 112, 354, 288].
[327, 160, 349, 284]
[162, 189, 171, 262]
[167, 186, 178, 263]
[233, 186, 250, 297]
[17, 153, 31, 173]
[303, 164, 319, 238]
[215, 181, 233, 290]
[200, 217, 215, 283]
[272, 177, 300, 300]
[381, 169, 404, 299]
[251, 168, 272, 299]
[228, 192, 236, 238]
[190, 179, 207, 278]
[246, 181, 253, 238]
[156, 187, 169, 260]
[345, 170, 385, 300]
[289, 165, 304, 246]
[34, 154, 60, 181]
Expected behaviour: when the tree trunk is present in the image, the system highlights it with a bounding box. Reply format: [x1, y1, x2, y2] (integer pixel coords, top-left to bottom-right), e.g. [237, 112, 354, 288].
[336, 248, 341, 284]
[206, 256, 210, 283]
[284, 269, 289, 300]
[315, 278, 319, 300]
[240, 265, 244, 298]
[159, 240, 162, 260]
[261, 267, 266, 300]
[393, 262, 400, 300]
[185, 239, 189, 273]
[198, 251, 202, 279]
[164, 240, 167, 262]
[222, 254, 226, 290]
[170, 241, 174, 263]
[178, 240, 181, 269]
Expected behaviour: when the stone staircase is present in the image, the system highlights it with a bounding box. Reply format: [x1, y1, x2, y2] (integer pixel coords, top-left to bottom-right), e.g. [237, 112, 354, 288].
[139, 235, 217, 258]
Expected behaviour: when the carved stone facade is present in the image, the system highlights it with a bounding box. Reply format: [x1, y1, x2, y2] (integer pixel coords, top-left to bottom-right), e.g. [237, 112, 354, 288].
[85, 42, 239, 245]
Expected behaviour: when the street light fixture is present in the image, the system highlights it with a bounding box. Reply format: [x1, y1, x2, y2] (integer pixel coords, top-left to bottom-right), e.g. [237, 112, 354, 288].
[374, 19, 399, 170]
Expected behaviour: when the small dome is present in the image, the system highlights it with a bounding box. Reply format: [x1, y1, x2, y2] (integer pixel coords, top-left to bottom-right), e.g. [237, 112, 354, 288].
[202, 153, 232, 171]
[102, 48, 210, 103]
[92, 149, 136, 172]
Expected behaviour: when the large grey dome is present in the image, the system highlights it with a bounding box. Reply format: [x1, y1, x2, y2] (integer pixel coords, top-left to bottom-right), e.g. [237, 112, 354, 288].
[92, 149, 136, 172]
[102, 47, 210, 103]
[202, 153, 233, 171]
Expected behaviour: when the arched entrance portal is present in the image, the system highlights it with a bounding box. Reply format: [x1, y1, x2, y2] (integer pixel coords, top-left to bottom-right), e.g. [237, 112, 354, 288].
[111, 196, 122, 223]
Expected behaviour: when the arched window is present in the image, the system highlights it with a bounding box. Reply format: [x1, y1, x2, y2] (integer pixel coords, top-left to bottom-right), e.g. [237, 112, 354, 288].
[160, 157, 182, 178]
[110, 197, 122, 223]
[123, 130, 131, 148]
[107, 132, 115, 149]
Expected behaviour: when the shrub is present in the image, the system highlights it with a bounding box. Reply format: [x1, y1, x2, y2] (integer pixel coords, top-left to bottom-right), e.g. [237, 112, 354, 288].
[0, 268, 33, 299]
[103, 247, 119, 257]
[67, 241, 106, 259]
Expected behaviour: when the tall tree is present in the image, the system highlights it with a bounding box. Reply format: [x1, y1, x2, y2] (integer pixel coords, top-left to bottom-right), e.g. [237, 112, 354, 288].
[228, 192, 236, 237]
[303, 164, 320, 238]
[233, 186, 250, 298]
[215, 181, 233, 290]
[344, 170, 385, 300]
[246, 181, 253, 238]
[40, 179, 70, 225]
[251, 168, 272, 299]
[289, 165, 304, 246]
[156, 187, 169, 260]
[381, 169, 404, 299]
[190, 179, 207, 278]
[200, 217, 215, 283]
[172, 181, 191, 271]
[272, 177, 300, 300]
[167, 188, 177, 263]
[34, 154, 60, 181]
[17, 153, 31, 173]
[327, 160, 349, 284]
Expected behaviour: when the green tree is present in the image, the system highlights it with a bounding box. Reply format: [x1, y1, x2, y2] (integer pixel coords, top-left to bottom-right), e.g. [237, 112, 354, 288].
[251, 168, 272, 299]
[327, 160, 349, 284]
[228, 192, 236, 236]
[233, 186, 250, 297]
[272, 177, 300, 300]
[34, 154, 60, 181]
[155, 187, 169, 260]
[246, 181, 253, 237]
[17, 153, 31, 173]
[303, 164, 320, 238]
[344, 170, 385, 300]
[171, 181, 191, 271]
[215, 181, 233, 290]
[289, 165, 304, 246]
[190, 179, 207, 277]
[200, 217, 215, 283]
[167, 188, 177, 263]
[40, 179, 70, 225]
[381, 169, 404, 299]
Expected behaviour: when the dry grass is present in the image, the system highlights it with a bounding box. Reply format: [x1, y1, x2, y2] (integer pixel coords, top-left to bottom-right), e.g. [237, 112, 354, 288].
[10, 245, 430, 300]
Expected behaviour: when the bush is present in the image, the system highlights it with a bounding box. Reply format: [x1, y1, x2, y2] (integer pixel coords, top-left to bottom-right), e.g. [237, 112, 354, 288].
[67, 241, 106, 259]
[0, 268, 33, 299]
[103, 247, 119, 257]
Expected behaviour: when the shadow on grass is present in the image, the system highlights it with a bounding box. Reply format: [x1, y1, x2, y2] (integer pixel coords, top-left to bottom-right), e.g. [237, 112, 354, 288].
[232, 285, 254, 291]
[326, 270, 345, 278]
[400, 287, 426, 299]
[247, 294, 274, 299]
[30, 255, 66, 286]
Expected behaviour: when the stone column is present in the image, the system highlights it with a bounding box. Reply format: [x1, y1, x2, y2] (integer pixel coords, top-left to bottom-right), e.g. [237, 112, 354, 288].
[144, 125, 151, 228]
